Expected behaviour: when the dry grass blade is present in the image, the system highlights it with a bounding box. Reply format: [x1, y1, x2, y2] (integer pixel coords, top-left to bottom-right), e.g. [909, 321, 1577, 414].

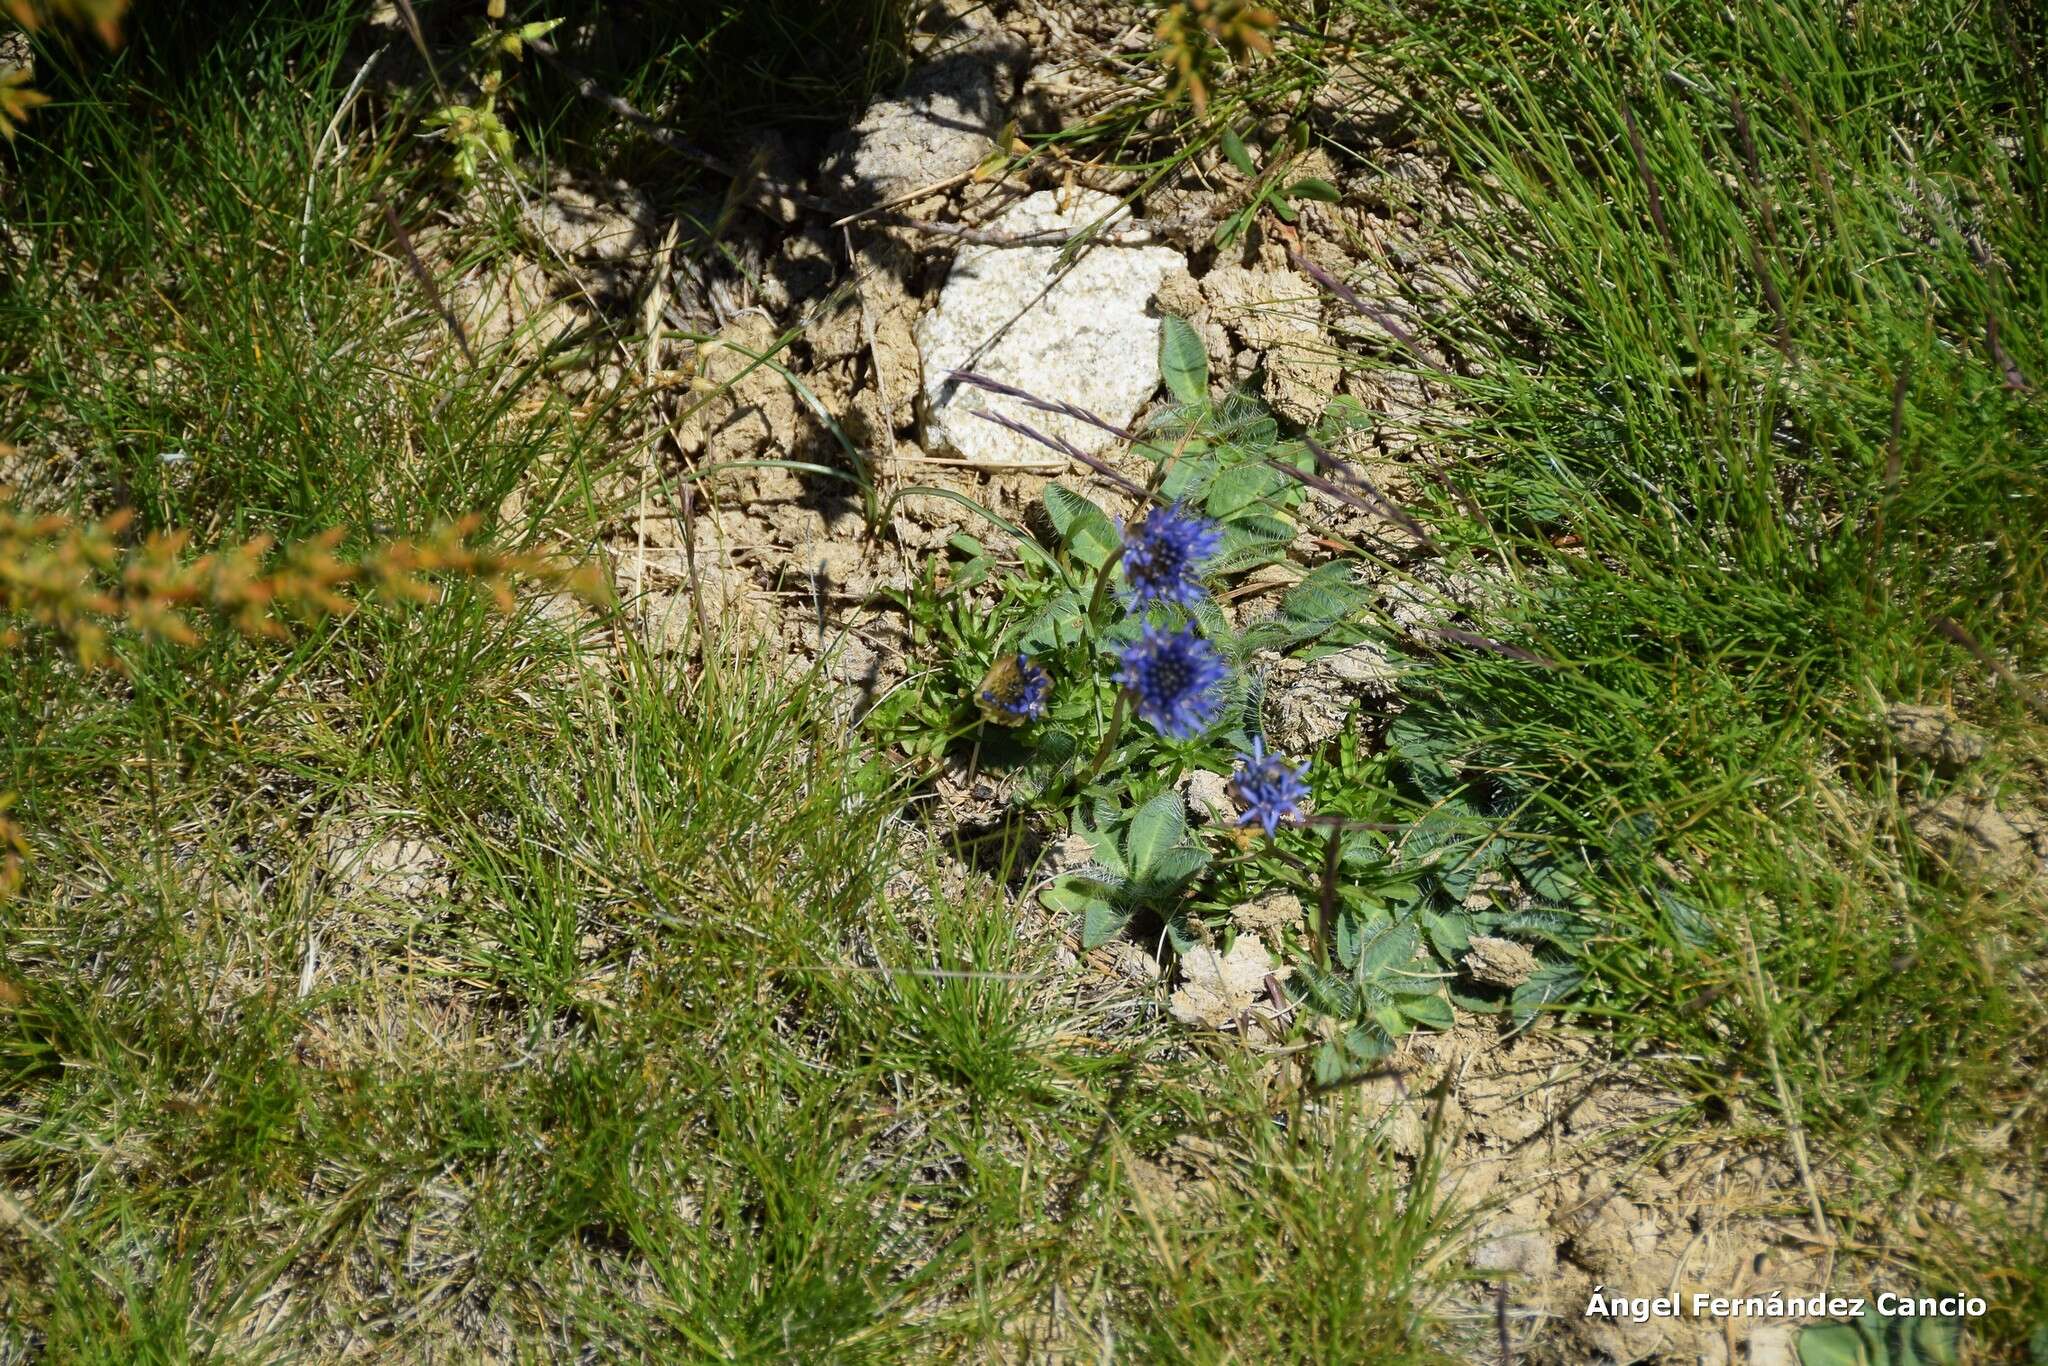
[381, 202, 473, 365]
[1288, 248, 1450, 376]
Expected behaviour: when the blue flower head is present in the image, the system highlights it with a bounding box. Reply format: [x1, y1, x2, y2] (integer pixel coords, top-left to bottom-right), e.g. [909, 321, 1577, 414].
[977, 653, 1051, 725]
[1116, 622, 1228, 739]
[1121, 500, 1222, 608]
[1230, 737, 1310, 838]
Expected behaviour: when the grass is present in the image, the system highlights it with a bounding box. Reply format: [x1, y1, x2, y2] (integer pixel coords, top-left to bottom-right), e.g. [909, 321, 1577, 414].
[1, 0, 2044, 1359]
[1291, 0, 2048, 1346]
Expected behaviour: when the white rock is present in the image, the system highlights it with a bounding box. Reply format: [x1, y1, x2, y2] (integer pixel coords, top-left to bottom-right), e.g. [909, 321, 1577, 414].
[916, 190, 1186, 465]
[828, 20, 1023, 203]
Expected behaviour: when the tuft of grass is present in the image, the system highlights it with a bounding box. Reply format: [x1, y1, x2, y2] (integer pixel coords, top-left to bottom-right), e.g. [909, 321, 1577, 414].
[1249, 0, 2046, 1347]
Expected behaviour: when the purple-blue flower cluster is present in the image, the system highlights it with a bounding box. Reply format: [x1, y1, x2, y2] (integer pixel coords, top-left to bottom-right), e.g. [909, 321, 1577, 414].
[979, 653, 1051, 723]
[1121, 500, 1222, 608]
[1116, 622, 1227, 739]
[1230, 738, 1310, 838]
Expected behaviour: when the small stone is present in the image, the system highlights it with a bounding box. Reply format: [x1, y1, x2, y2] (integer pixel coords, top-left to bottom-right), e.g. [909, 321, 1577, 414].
[915, 190, 1186, 466]
[1469, 1199, 1558, 1278]
[1461, 867, 1512, 911]
[1469, 1229, 1556, 1278]
[689, 316, 809, 461]
[1169, 936, 1289, 1030]
[1179, 769, 1236, 825]
[1885, 704, 1988, 769]
[1318, 640, 1402, 693]
[1462, 935, 1542, 989]
[319, 822, 449, 906]
[786, 540, 871, 596]
[826, 18, 1024, 203]
[1105, 940, 1162, 984]
[1745, 1324, 1799, 1366]
[1044, 831, 1099, 879]
[1155, 268, 1206, 322]
[443, 255, 567, 360]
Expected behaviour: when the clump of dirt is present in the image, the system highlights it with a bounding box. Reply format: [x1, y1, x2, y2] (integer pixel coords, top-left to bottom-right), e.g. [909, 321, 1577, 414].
[1886, 703, 1990, 771]
[1911, 790, 2047, 887]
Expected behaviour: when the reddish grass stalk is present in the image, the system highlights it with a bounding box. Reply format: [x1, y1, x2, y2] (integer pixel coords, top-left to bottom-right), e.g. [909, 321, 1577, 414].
[1619, 97, 1673, 254]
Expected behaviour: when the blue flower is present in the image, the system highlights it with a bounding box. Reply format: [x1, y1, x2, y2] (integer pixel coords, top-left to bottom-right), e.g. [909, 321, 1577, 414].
[977, 653, 1051, 725]
[1230, 737, 1310, 838]
[1116, 622, 1228, 739]
[1121, 500, 1222, 608]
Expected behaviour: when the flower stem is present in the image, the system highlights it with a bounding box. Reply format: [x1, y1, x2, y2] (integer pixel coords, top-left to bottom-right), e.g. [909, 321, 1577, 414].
[1316, 821, 1341, 973]
[1084, 690, 1128, 787]
[1084, 550, 1118, 628]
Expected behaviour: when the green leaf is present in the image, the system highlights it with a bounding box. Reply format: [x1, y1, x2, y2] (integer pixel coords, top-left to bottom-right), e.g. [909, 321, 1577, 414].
[1396, 993, 1455, 1029]
[1158, 451, 1217, 501]
[1513, 852, 1581, 906]
[1205, 463, 1288, 518]
[1344, 1021, 1395, 1062]
[1282, 559, 1371, 626]
[1039, 881, 1098, 914]
[1126, 791, 1187, 875]
[1028, 727, 1079, 778]
[1081, 899, 1131, 949]
[1270, 197, 1299, 224]
[1797, 1323, 1881, 1366]
[1449, 986, 1506, 1013]
[1510, 962, 1583, 1029]
[1219, 125, 1256, 177]
[1286, 176, 1342, 203]
[1292, 962, 1360, 1017]
[1160, 315, 1210, 405]
[1078, 820, 1127, 878]
[1333, 905, 1390, 971]
[1657, 887, 1716, 949]
[1132, 844, 1210, 902]
[1356, 920, 1420, 979]
[1041, 483, 1120, 570]
[1016, 588, 1089, 653]
[1423, 909, 1472, 960]
[1311, 1041, 1352, 1086]
[1904, 1317, 1960, 1365]
[1366, 1001, 1411, 1039]
[1437, 851, 1486, 901]
[1211, 514, 1296, 574]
